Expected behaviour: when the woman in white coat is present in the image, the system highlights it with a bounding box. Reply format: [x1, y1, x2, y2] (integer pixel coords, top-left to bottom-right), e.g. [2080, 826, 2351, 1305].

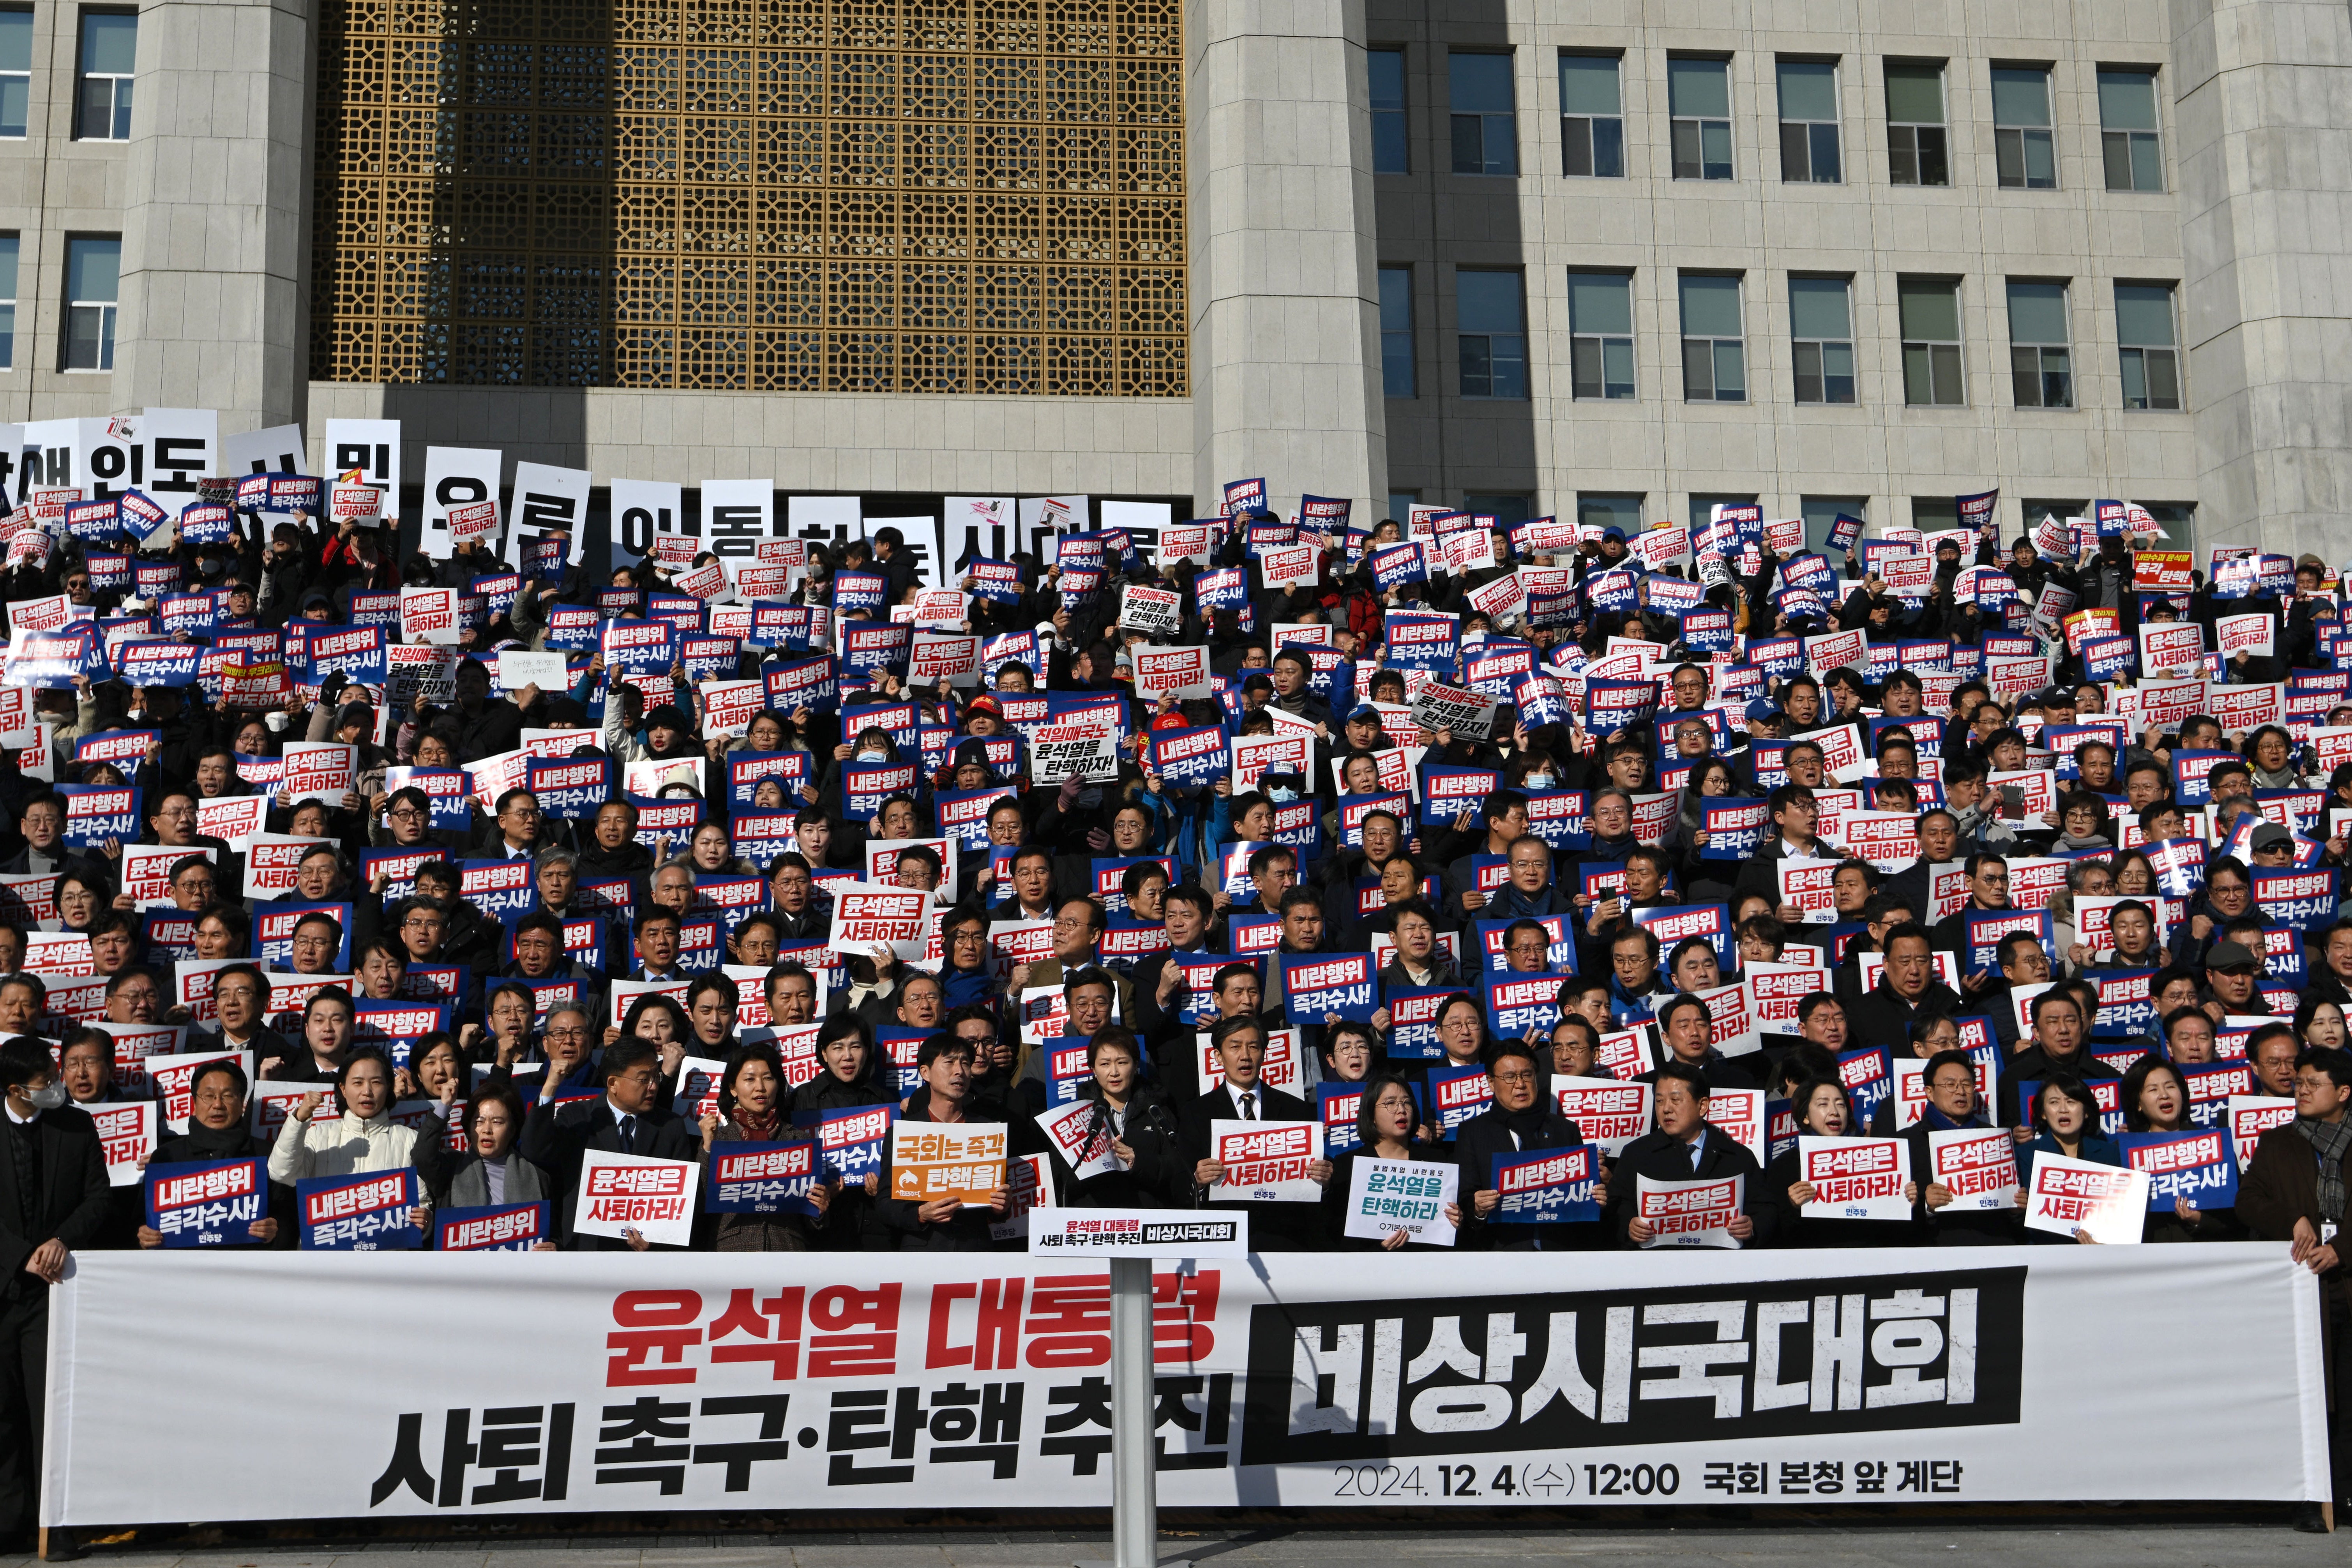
[267, 1042, 441, 1229]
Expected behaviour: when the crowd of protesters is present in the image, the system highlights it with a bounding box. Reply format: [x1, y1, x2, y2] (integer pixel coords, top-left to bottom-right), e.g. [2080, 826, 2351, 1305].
[3, 490, 2352, 1539]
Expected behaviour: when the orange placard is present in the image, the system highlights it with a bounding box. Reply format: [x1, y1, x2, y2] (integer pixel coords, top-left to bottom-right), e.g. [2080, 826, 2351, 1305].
[889, 1121, 1009, 1206]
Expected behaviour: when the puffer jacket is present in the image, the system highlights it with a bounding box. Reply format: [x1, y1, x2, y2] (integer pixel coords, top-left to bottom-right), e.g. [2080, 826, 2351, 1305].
[266, 1107, 428, 1183]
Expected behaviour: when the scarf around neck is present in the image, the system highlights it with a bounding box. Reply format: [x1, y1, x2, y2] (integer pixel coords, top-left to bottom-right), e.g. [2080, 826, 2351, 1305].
[2295, 1116, 2352, 1221]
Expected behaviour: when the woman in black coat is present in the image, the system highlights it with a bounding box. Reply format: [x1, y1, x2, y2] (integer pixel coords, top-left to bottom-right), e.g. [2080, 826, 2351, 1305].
[1051, 1028, 1183, 1207]
[1754, 1077, 1914, 1247]
[1324, 1071, 1462, 1249]
[790, 1014, 899, 1250]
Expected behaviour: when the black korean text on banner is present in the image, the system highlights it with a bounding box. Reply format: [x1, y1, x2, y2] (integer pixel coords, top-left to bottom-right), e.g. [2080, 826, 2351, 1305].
[701, 479, 777, 558]
[505, 462, 592, 568]
[612, 478, 686, 563]
[139, 409, 219, 504]
[323, 418, 402, 524]
[419, 446, 502, 560]
[1251, 1267, 2025, 1461]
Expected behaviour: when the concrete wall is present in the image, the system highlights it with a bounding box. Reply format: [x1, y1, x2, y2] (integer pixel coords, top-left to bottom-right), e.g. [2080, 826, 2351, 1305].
[2173, 0, 2352, 556]
[1368, 0, 2215, 544]
[112, 0, 314, 434]
[1188, 0, 1388, 521]
[0, 0, 131, 421]
[305, 382, 1195, 498]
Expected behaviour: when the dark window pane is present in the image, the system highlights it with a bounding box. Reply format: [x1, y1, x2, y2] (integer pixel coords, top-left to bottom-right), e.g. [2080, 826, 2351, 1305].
[1451, 114, 1482, 174]
[2130, 133, 2163, 192]
[2024, 127, 2054, 186]
[1889, 127, 1917, 185]
[1918, 125, 1948, 185]
[2147, 349, 2180, 408]
[1780, 120, 1810, 180]
[1672, 119, 1700, 179]
[1374, 112, 1407, 173]
[1811, 122, 1840, 182]
[1713, 340, 1745, 400]
[1572, 337, 1601, 399]
[1903, 343, 1932, 403]
[1459, 334, 1491, 397]
[0, 75, 25, 138]
[2043, 351, 2071, 408]
[1822, 341, 1854, 403]
[1793, 339, 1823, 403]
[1995, 127, 2023, 187]
[1491, 334, 1526, 399]
[1592, 117, 1623, 177]
[1683, 339, 1713, 400]
[1932, 343, 1963, 404]
[2011, 345, 2043, 406]
[1563, 116, 1593, 176]
[78, 78, 111, 139]
[2121, 346, 2149, 409]
[2103, 130, 2132, 190]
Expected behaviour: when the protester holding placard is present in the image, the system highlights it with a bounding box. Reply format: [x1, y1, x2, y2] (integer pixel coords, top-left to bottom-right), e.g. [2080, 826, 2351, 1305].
[521, 1038, 696, 1250]
[692, 1042, 826, 1251]
[1755, 1078, 1908, 1247]
[1180, 1014, 1327, 1249]
[422, 1083, 549, 1231]
[134, 1057, 288, 1249]
[870, 1033, 1019, 1250]
[1451, 1042, 1594, 1251]
[1898, 1049, 2019, 1245]
[1609, 1062, 1764, 1248]
[266, 1046, 440, 1225]
[1325, 1072, 1461, 1250]
[1047, 1029, 1181, 1208]
[2013, 1077, 2121, 1244]
[2121, 1056, 2244, 1243]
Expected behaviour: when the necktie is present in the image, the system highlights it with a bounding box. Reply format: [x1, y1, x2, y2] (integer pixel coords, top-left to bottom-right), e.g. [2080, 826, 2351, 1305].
[618, 1115, 636, 1154]
[1240, 1092, 1255, 1121]
[1688, 1137, 1703, 1173]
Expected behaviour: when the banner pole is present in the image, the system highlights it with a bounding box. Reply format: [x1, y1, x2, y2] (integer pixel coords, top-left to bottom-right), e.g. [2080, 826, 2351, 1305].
[1108, 1255, 1158, 1568]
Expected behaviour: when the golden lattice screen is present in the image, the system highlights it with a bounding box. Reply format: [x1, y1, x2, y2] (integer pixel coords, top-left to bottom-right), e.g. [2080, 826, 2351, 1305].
[310, 0, 1188, 395]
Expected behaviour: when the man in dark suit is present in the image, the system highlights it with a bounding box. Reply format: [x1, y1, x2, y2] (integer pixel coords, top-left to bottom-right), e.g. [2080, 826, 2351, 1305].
[0, 1034, 110, 1549]
[519, 1037, 698, 1250]
[1178, 1015, 1330, 1250]
[1607, 1060, 1766, 1248]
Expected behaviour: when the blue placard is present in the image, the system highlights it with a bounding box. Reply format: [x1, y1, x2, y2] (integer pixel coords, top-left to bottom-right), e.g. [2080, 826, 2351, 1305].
[1483, 970, 1562, 1040]
[1964, 909, 2052, 975]
[1490, 1144, 1601, 1223]
[298, 1168, 425, 1250]
[1702, 799, 1770, 860]
[796, 1102, 897, 1182]
[1279, 951, 1377, 1022]
[144, 1158, 269, 1247]
[527, 754, 615, 821]
[705, 1140, 823, 1215]
[1428, 1063, 1494, 1136]
[437, 1200, 553, 1251]
[60, 783, 141, 848]
[2119, 1127, 2239, 1211]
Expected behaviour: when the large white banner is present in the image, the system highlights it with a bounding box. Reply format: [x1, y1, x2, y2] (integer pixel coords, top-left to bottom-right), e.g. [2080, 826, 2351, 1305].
[40, 1247, 2324, 1525]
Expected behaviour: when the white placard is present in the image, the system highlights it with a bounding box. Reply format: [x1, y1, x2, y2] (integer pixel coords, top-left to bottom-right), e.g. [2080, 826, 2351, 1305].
[572, 1150, 699, 1245]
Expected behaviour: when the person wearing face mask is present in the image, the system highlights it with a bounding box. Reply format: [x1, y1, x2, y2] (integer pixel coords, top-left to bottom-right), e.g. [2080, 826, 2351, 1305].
[0, 1033, 111, 1547]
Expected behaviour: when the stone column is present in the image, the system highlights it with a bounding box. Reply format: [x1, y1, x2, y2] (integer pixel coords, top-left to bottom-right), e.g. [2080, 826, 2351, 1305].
[2173, 0, 2352, 552]
[112, 0, 312, 429]
[1187, 0, 1387, 519]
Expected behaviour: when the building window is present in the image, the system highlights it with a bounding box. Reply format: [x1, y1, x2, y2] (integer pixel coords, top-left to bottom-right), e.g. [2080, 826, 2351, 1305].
[2099, 69, 2163, 191]
[1578, 493, 1645, 534]
[64, 235, 118, 370]
[1464, 494, 1532, 528]
[1898, 277, 1964, 406]
[1777, 60, 1840, 182]
[2116, 283, 2181, 410]
[0, 233, 16, 369]
[2006, 281, 2073, 408]
[0, 11, 31, 139]
[76, 11, 135, 141]
[1688, 494, 1757, 531]
[1885, 62, 1949, 186]
[1669, 57, 1732, 180]
[1992, 66, 2055, 189]
[1912, 497, 1962, 531]
[2024, 499, 2087, 538]
[1370, 49, 1409, 174]
[1449, 53, 1517, 177]
[1379, 266, 1414, 398]
[2137, 502, 2195, 559]
[1789, 276, 1855, 404]
[1455, 270, 1525, 398]
[1560, 54, 1624, 177]
[1801, 496, 1865, 554]
[1678, 274, 1746, 403]
[1567, 270, 1635, 400]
